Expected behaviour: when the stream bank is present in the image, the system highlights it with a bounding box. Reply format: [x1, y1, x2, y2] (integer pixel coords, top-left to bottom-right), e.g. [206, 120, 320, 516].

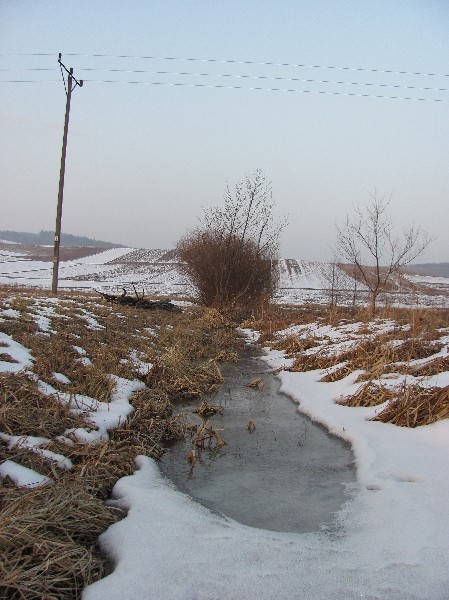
[160, 343, 356, 534]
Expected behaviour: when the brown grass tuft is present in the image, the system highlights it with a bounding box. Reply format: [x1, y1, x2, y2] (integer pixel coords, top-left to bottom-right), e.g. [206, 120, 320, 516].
[372, 385, 449, 427]
[337, 382, 397, 407]
[0, 480, 117, 599]
[0, 372, 87, 438]
[0, 288, 241, 598]
[401, 356, 449, 377]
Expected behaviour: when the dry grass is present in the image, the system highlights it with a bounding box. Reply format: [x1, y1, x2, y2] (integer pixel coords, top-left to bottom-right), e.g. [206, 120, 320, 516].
[252, 303, 449, 428]
[404, 356, 449, 377]
[320, 363, 354, 382]
[0, 372, 86, 438]
[2, 291, 448, 597]
[0, 481, 117, 599]
[372, 385, 449, 427]
[271, 334, 319, 356]
[337, 382, 397, 407]
[283, 333, 442, 383]
[0, 287, 240, 598]
[147, 347, 224, 401]
[193, 400, 224, 417]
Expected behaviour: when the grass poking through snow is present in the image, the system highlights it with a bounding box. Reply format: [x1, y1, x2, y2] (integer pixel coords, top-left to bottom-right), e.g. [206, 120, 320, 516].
[0, 287, 240, 599]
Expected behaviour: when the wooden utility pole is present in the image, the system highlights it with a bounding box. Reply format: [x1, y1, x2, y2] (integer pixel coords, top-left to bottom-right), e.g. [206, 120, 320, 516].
[52, 53, 83, 294]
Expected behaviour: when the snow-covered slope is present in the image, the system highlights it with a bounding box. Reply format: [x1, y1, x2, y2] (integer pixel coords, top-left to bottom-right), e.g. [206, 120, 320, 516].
[1, 245, 448, 307]
[278, 259, 356, 290]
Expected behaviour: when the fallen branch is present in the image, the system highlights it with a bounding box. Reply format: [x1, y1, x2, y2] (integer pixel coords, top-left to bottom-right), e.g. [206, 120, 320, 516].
[99, 289, 181, 312]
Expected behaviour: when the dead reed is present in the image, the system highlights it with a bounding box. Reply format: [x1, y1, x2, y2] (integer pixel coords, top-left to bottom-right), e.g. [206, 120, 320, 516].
[404, 355, 449, 377]
[0, 288, 240, 598]
[193, 400, 224, 417]
[372, 385, 449, 427]
[0, 480, 117, 599]
[272, 334, 319, 356]
[337, 382, 397, 407]
[0, 372, 86, 438]
[147, 346, 224, 401]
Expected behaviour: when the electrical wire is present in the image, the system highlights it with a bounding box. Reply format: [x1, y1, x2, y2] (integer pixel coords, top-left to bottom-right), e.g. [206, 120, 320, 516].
[0, 68, 447, 94]
[2, 77, 442, 102]
[1, 55, 446, 101]
[0, 51, 447, 78]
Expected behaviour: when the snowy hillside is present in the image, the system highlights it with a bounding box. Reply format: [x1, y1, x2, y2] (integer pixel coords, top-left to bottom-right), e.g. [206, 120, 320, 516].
[0, 243, 448, 307]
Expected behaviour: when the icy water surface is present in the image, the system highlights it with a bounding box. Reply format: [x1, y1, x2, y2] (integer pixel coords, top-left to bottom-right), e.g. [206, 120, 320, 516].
[159, 347, 356, 534]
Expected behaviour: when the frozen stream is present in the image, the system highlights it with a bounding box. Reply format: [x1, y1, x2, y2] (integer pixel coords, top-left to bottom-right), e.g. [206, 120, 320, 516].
[159, 346, 356, 534]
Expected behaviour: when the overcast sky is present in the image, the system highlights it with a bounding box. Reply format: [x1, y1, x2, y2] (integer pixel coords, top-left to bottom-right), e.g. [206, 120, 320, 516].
[1, 1, 448, 262]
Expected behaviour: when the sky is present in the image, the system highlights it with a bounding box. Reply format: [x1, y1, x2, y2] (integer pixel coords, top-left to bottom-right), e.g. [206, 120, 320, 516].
[1, 1, 448, 262]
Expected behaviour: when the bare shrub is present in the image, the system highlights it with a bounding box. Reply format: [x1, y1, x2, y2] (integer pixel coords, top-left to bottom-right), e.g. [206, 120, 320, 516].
[177, 170, 285, 310]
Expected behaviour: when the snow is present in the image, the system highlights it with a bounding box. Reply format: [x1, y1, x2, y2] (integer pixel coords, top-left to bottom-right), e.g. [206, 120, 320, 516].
[53, 372, 71, 384]
[127, 350, 153, 376]
[37, 376, 146, 443]
[1, 247, 448, 306]
[0, 332, 34, 372]
[65, 247, 136, 265]
[0, 460, 52, 488]
[77, 356, 93, 366]
[83, 337, 449, 600]
[0, 308, 21, 319]
[0, 294, 152, 493]
[2, 271, 449, 597]
[77, 308, 104, 330]
[0, 433, 73, 470]
[406, 274, 449, 285]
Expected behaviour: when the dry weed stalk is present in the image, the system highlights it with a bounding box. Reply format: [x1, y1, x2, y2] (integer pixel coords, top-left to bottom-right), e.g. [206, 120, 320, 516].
[1, 289, 240, 598]
[272, 334, 319, 356]
[187, 419, 227, 470]
[193, 400, 224, 417]
[148, 347, 224, 401]
[320, 363, 353, 382]
[246, 419, 256, 433]
[192, 420, 226, 450]
[404, 356, 449, 377]
[337, 382, 397, 407]
[372, 384, 449, 427]
[245, 378, 264, 389]
[0, 480, 117, 599]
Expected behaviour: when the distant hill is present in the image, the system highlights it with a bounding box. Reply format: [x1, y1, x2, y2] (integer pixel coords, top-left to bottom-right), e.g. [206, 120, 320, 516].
[406, 263, 449, 278]
[0, 230, 124, 249]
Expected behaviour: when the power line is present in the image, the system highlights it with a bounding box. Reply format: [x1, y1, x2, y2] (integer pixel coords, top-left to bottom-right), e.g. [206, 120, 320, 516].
[0, 67, 57, 71]
[60, 68, 449, 93]
[0, 51, 447, 78]
[58, 78, 449, 102]
[1, 77, 446, 101]
[1, 66, 448, 92]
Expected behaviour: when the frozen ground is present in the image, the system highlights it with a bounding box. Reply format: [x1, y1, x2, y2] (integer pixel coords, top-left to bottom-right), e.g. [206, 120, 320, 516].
[83, 329, 449, 600]
[1, 244, 448, 307]
[1, 289, 448, 599]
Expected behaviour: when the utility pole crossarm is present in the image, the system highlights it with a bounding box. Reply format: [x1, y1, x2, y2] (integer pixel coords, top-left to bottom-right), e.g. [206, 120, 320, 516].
[52, 53, 83, 295]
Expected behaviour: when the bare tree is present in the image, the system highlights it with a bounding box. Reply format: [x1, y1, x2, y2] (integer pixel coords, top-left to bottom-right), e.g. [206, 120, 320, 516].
[177, 170, 286, 309]
[322, 252, 347, 308]
[336, 191, 433, 314]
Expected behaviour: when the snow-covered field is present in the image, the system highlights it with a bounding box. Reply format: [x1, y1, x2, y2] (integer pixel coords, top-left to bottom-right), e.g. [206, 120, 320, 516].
[1, 244, 448, 307]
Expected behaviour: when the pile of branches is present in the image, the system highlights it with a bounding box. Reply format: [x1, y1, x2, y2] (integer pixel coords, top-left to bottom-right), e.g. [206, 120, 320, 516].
[99, 287, 181, 312]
